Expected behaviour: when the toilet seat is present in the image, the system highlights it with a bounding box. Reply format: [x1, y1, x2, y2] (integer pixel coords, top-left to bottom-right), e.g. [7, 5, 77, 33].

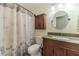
[28, 36, 42, 56]
[28, 44, 41, 56]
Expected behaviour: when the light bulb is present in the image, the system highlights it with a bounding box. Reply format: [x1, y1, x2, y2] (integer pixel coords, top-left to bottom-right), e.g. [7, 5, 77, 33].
[51, 6, 55, 10]
[58, 4, 63, 9]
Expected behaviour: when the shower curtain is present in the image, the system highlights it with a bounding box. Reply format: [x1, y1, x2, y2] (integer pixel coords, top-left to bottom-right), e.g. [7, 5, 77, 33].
[16, 6, 35, 56]
[0, 4, 4, 55]
[0, 3, 35, 56]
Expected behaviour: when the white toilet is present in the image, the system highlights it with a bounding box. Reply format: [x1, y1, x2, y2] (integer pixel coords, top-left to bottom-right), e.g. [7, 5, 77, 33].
[28, 36, 43, 56]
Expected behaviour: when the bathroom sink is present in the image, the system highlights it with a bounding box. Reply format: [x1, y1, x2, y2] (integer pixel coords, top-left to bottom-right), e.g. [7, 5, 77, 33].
[51, 36, 70, 41]
[69, 37, 79, 41]
[47, 35, 70, 40]
[44, 35, 79, 44]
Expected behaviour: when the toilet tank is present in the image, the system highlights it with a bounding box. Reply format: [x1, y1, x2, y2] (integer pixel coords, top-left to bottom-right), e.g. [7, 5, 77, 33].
[34, 36, 43, 46]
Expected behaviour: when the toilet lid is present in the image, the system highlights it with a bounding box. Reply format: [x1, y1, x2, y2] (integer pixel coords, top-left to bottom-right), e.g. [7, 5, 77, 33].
[28, 44, 41, 51]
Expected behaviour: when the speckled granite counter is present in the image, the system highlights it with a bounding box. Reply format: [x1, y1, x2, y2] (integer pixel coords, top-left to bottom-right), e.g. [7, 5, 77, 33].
[43, 35, 79, 44]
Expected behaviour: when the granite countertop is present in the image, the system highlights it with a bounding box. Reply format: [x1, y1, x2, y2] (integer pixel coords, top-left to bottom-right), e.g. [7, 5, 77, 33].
[43, 35, 79, 44]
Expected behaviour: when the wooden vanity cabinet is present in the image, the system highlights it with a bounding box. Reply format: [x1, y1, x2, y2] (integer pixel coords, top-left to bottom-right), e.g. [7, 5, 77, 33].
[67, 50, 79, 56]
[43, 39, 54, 56]
[35, 14, 46, 29]
[43, 38, 79, 56]
[53, 46, 66, 56]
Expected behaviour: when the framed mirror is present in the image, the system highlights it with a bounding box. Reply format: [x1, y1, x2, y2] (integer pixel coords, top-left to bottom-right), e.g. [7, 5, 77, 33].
[51, 11, 69, 29]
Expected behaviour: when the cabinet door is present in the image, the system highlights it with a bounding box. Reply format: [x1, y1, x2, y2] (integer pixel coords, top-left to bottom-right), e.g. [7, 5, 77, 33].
[54, 47, 66, 56]
[38, 15, 44, 29]
[35, 14, 46, 29]
[43, 39, 54, 56]
[67, 50, 79, 56]
[35, 16, 39, 29]
[43, 46, 54, 56]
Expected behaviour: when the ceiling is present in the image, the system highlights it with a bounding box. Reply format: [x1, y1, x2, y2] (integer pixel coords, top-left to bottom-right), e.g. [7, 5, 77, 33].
[19, 3, 79, 15]
[19, 3, 52, 15]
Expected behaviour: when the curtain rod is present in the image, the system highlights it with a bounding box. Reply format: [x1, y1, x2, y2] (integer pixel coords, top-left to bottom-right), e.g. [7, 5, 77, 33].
[15, 3, 36, 16]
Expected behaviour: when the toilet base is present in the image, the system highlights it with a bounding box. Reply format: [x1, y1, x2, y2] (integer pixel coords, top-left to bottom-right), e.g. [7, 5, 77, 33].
[29, 52, 41, 56]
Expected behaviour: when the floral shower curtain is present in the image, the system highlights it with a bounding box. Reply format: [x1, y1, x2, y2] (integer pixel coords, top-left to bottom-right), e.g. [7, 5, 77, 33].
[0, 4, 4, 55]
[3, 4, 15, 56]
[0, 3, 35, 56]
[16, 7, 35, 56]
